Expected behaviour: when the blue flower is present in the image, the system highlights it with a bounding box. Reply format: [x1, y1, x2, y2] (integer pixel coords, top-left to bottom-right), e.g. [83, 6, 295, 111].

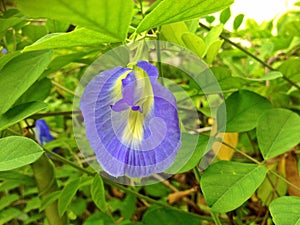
[1, 48, 7, 54]
[35, 119, 54, 146]
[80, 60, 181, 178]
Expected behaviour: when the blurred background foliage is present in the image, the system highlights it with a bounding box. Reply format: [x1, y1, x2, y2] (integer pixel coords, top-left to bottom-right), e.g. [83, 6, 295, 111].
[0, 0, 300, 224]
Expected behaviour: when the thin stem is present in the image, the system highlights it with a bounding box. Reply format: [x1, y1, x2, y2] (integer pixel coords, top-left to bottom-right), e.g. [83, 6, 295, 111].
[193, 167, 201, 183]
[30, 111, 80, 119]
[216, 139, 261, 165]
[51, 80, 77, 96]
[211, 212, 223, 225]
[138, 0, 144, 18]
[43, 147, 96, 176]
[269, 169, 300, 192]
[198, 22, 300, 91]
[156, 31, 165, 86]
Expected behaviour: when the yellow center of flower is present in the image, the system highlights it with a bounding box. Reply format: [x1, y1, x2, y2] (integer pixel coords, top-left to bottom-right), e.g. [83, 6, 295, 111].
[114, 66, 155, 146]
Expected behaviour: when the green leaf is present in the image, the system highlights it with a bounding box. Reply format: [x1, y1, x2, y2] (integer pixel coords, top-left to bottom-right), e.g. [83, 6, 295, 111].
[160, 22, 189, 46]
[24, 197, 41, 212]
[144, 183, 171, 198]
[0, 51, 21, 71]
[270, 196, 300, 225]
[257, 109, 300, 160]
[166, 134, 209, 174]
[217, 90, 273, 132]
[17, 0, 133, 41]
[58, 179, 80, 217]
[22, 24, 47, 42]
[204, 24, 223, 46]
[0, 194, 19, 211]
[0, 171, 35, 185]
[240, 71, 283, 81]
[182, 32, 206, 57]
[0, 16, 24, 33]
[201, 161, 268, 212]
[83, 212, 114, 225]
[91, 175, 106, 212]
[0, 101, 47, 131]
[24, 28, 119, 51]
[211, 66, 247, 90]
[0, 208, 22, 225]
[42, 51, 97, 77]
[45, 19, 69, 33]
[0, 50, 52, 114]
[40, 191, 60, 211]
[205, 39, 224, 64]
[15, 78, 52, 105]
[233, 14, 244, 30]
[120, 194, 136, 219]
[278, 59, 300, 83]
[143, 207, 200, 225]
[0, 136, 44, 171]
[220, 8, 231, 24]
[137, 0, 234, 33]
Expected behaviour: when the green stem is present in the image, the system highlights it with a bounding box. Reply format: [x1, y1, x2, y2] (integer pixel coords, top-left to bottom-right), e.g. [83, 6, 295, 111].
[269, 169, 300, 192]
[211, 212, 223, 225]
[193, 167, 201, 183]
[198, 22, 300, 91]
[30, 110, 80, 119]
[156, 31, 165, 86]
[31, 154, 68, 225]
[138, 0, 144, 18]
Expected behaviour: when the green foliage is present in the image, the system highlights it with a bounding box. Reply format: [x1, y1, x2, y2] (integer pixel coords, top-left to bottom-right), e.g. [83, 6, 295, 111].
[201, 161, 268, 212]
[142, 207, 201, 225]
[257, 109, 300, 159]
[0, 0, 300, 224]
[91, 175, 107, 212]
[269, 196, 300, 225]
[0, 136, 43, 171]
[217, 90, 273, 132]
[17, 0, 133, 41]
[58, 179, 80, 217]
[137, 0, 233, 32]
[0, 50, 52, 114]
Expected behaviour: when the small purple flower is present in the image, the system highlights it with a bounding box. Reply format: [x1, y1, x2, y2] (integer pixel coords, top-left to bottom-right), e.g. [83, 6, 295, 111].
[80, 60, 181, 178]
[35, 119, 54, 146]
[1, 48, 7, 54]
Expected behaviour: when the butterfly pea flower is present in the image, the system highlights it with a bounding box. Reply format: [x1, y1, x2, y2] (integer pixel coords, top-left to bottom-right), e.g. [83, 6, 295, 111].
[80, 60, 181, 178]
[34, 119, 54, 146]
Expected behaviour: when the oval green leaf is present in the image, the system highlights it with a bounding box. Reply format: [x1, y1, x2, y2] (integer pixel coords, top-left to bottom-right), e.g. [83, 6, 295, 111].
[0, 136, 43, 171]
[58, 179, 80, 217]
[17, 0, 133, 41]
[233, 14, 244, 30]
[0, 101, 48, 131]
[217, 90, 273, 132]
[137, 0, 234, 33]
[270, 196, 300, 225]
[257, 108, 300, 160]
[91, 175, 106, 212]
[0, 50, 52, 114]
[143, 207, 200, 225]
[182, 32, 206, 58]
[201, 161, 268, 212]
[24, 28, 119, 51]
